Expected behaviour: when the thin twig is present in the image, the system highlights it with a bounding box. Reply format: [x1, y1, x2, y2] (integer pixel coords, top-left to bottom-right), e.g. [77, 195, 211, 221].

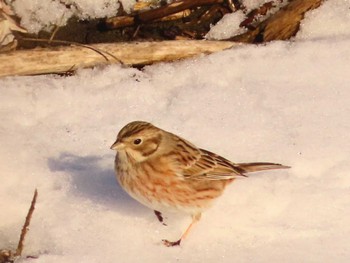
[49, 25, 60, 44]
[15, 189, 38, 257]
[132, 25, 141, 39]
[105, 0, 224, 29]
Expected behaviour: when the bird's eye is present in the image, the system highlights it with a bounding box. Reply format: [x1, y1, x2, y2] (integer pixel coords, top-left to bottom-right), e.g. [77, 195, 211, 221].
[133, 139, 142, 145]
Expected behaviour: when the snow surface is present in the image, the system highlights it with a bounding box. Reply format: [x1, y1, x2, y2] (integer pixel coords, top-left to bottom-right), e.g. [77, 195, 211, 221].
[1, 1, 350, 262]
[206, 11, 246, 40]
[12, 0, 129, 33]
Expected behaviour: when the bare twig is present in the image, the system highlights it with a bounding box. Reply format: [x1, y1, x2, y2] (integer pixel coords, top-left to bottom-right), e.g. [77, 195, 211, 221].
[137, 0, 224, 22]
[49, 25, 61, 43]
[15, 189, 38, 257]
[106, 0, 224, 29]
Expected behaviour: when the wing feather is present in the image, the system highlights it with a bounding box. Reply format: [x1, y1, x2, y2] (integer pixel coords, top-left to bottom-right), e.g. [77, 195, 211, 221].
[180, 147, 246, 180]
[172, 137, 287, 180]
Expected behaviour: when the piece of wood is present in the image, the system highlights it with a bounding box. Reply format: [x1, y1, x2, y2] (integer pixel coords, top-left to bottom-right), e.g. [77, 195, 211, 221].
[137, 0, 224, 22]
[231, 0, 324, 42]
[0, 40, 238, 77]
[105, 10, 191, 29]
[106, 0, 224, 29]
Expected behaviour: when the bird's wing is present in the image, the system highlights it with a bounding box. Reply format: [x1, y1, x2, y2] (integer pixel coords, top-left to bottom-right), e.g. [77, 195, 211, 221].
[180, 148, 246, 180]
[171, 137, 288, 180]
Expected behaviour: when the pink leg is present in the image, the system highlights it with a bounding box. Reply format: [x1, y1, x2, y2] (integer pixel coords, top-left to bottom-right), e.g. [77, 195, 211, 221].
[162, 213, 201, 247]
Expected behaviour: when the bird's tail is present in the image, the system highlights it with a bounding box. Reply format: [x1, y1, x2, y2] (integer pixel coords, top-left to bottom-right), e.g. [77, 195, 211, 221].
[235, 162, 290, 174]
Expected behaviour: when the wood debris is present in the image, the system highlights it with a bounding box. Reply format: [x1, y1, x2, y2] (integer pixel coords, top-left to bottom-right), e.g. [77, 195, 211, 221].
[0, 0, 325, 77]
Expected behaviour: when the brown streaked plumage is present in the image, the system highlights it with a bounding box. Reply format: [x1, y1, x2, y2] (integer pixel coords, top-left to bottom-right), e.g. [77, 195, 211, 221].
[111, 121, 289, 246]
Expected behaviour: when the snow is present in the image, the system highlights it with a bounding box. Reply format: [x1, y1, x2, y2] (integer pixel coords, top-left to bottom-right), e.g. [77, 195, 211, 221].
[12, 0, 127, 33]
[296, 0, 350, 40]
[13, 0, 74, 33]
[206, 11, 246, 40]
[1, 1, 350, 262]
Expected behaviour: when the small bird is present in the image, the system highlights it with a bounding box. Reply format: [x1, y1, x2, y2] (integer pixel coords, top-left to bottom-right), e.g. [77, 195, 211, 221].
[110, 121, 289, 246]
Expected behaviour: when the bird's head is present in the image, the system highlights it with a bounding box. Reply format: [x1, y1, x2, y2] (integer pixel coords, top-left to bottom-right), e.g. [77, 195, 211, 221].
[110, 121, 163, 162]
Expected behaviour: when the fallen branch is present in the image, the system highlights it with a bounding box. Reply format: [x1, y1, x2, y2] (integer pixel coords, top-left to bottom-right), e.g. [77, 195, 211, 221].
[106, 0, 224, 29]
[231, 0, 324, 42]
[0, 40, 238, 77]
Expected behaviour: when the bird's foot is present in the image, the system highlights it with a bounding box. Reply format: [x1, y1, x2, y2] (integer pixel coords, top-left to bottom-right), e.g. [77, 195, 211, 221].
[154, 210, 167, 226]
[162, 239, 181, 247]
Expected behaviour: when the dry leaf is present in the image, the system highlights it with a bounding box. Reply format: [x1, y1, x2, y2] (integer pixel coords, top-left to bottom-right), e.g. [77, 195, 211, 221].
[0, 0, 27, 51]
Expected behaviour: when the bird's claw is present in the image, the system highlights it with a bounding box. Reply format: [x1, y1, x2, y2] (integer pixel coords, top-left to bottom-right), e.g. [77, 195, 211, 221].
[162, 239, 181, 247]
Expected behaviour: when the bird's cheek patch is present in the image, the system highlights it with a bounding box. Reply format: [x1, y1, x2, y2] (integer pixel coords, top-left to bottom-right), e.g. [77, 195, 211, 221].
[142, 142, 159, 157]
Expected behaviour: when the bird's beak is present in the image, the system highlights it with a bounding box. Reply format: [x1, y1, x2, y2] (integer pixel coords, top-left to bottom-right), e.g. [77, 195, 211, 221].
[110, 139, 124, 151]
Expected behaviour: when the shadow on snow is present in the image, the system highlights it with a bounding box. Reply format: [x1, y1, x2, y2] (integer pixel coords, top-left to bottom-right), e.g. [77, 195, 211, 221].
[47, 152, 149, 217]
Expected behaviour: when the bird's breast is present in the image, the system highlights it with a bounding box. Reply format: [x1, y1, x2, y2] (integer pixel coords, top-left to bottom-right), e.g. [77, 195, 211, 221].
[114, 154, 227, 214]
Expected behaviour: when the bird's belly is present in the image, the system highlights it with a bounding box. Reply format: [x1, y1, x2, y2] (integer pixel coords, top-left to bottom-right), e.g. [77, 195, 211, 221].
[116, 170, 222, 214]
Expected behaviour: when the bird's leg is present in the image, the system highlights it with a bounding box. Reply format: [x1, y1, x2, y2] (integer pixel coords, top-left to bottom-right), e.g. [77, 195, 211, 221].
[162, 213, 201, 247]
[154, 210, 167, 226]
